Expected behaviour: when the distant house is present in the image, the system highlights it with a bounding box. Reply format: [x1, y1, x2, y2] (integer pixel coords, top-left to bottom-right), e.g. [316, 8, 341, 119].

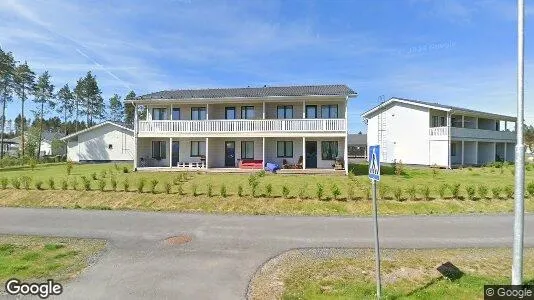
[7, 131, 65, 157]
[347, 133, 367, 158]
[61, 121, 134, 162]
[362, 97, 516, 168]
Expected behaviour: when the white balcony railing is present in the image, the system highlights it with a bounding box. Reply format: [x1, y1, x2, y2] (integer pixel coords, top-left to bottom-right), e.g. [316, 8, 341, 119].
[138, 119, 346, 133]
[429, 126, 516, 141]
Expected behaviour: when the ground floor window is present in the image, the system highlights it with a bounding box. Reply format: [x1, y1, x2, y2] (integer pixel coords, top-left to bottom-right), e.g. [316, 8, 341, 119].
[451, 143, 457, 156]
[152, 141, 167, 160]
[241, 141, 254, 159]
[321, 141, 338, 160]
[277, 141, 293, 158]
[191, 141, 206, 157]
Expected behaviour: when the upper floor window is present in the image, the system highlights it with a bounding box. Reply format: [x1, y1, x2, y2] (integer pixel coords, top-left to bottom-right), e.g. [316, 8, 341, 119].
[172, 108, 180, 120]
[225, 107, 236, 119]
[432, 116, 446, 127]
[152, 108, 167, 120]
[241, 106, 255, 119]
[321, 105, 338, 118]
[277, 105, 293, 119]
[191, 107, 206, 120]
[305, 105, 317, 119]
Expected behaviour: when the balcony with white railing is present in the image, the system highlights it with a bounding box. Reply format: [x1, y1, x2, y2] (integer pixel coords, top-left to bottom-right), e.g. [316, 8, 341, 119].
[429, 126, 516, 141]
[137, 118, 346, 136]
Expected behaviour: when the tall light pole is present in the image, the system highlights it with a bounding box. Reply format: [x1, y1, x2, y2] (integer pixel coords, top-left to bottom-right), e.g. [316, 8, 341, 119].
[512, 0, 525, 286]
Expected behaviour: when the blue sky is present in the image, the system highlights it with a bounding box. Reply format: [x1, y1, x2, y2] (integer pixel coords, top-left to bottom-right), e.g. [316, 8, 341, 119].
[0, 0, 532, 133]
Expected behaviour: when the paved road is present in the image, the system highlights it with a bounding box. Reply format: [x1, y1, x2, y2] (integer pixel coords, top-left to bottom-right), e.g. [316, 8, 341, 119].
[0, 208, 532, 299]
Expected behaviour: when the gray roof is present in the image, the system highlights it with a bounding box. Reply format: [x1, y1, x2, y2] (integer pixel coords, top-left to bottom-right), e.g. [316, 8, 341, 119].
[348, 133, 367, 145]
[135, 84, 356, 101]
[61, 121, 133, 141]
[8, 131, 65, 145]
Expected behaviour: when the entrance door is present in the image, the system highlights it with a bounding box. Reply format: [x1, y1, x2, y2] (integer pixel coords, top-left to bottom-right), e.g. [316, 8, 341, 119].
[172, 141, 179, 166]
[225, 141, 235, 167]
[305, 141, 317, 168]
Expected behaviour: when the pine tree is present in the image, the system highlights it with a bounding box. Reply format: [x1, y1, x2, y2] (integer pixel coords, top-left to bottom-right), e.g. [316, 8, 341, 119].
[33, 71, 55, 159]
[56, 84, 74, 135]
[0, 48, 15, 158]
[73, 77, 85, 132]
[108, 94, 123, 122]
[123, 90, 136, 125]
[80, 72, 103, 126]
[13, 61, 35, 157]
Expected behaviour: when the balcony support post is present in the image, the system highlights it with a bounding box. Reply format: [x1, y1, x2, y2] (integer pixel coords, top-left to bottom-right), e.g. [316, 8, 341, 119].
[302, 137, 306, 169]
[169, 137, 173, 168]
[170, 104, 173, 120]
[302, 100, 306, 118]
[461, 140, 464, 166]
[493, 142, 497, 163]
[462, 115, 465, 128]
[447, 111, 451, 169]
[262, 102, 265, 119]
[505, 142, 508, 162]
[133, 104, 138, 170]
[475, 141, 479, 165]
[262, 137, 265, 168]
[205, 137, 209, 169]
[206, 104, 209, 120]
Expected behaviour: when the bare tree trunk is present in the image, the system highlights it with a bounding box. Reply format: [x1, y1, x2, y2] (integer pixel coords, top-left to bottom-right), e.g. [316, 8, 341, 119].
[21, 89, 25, 157]
[37, 101, 44, 159]
[0, 96, 6, 159]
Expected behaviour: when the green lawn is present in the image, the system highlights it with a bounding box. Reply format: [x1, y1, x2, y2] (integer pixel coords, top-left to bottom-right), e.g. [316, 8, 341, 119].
[249, 248, 534, 300]
[0, 235, 106, 282]
[0, 162, 533, 216]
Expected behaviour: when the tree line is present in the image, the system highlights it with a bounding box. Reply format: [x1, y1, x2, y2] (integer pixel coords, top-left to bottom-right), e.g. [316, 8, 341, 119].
[0, 47, 136, 159]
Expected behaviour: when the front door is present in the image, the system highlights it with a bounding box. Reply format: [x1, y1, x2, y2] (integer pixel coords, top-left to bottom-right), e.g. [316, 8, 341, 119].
[225, 141, 235, 167]
[172, 141, 179, 166]
[305, 141, 317, 168]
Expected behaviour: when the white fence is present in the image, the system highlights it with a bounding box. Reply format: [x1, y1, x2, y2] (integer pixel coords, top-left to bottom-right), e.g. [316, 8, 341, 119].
[429, 126, 516, 141]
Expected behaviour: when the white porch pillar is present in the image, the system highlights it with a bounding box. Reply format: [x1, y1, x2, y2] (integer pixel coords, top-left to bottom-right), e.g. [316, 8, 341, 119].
[146, 106, 150, 120]
[262, 137, 265, 167]
[133, 104, 138, 170]
[493, 142, 496, 162]
[302, 100, 306, 118]
[462, 115, 465, 128]
[302, 137, 306, 169]
[475, 117, 479, 129]
[344, 135, 349, 175]
[169, 137, 173, 168]
[504, 142, 508, 162]
[170, 104, 173, 120]
[205, 137, 209, 169]
[262, 102, 265, 119]
[447, 112, 451, 169]
[475, 141, 479, 165]
[461, 140, 464, 166]
[206, 104, 209, 120]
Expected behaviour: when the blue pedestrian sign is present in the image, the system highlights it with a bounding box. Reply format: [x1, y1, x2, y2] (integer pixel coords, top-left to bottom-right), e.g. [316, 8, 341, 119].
[369, 145, 380, 181]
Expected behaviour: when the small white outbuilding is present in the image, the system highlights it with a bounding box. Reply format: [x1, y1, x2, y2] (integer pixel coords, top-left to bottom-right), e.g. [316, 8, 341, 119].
[61, 121, 134, 162]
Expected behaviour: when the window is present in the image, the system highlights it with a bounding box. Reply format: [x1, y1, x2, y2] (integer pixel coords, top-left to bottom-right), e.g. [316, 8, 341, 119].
[305, 105, 317, 118]
[451, 143, 457, 156]
[321, 105, 338, 118]
[190, 141, 206, 157]
[108, 144, 113, 150]
[277, 141, 293, 158]
[321, 141, 338, 160]
[440, 116, 446, 126]
[241, 141, 254, 159]
[152, 108, 167, 120]
[225, 107, 236, 119]
[172, 108, 180, 120]
[191, 107, 206, 120]
[277, 105, 293, 119]
[432, 116, 446, 127]
[151, 141, 167, 160]
[241, 106, 255, 119]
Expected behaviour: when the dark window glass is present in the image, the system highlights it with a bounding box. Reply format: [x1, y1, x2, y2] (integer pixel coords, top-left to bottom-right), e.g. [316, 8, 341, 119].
[152, 108, 167, 120]
[321, 141, 338, 160]
[277, 141, 293, 158]
[305, 105, 317, 118]
[172, 108, 180, 120]
[191, 141, 206, 157]
[191, 107, 207, 120]
[241, 141, 254, 159]
[225, 107, 236, 119]
[241, 106, 255, 119]
[321, 105, 338, 118]
[277, 105, 293, 119]
[151, 141, 167, 159]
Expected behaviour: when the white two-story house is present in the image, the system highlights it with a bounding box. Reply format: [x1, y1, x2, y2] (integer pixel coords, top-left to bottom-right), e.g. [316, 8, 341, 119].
[362, 97, 517, 168]
[127, 85, 357, 174]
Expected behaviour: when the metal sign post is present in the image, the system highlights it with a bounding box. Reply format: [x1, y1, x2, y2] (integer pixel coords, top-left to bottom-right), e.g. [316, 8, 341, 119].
[369, 145, 382, 299]
[512, 0, 525, 286]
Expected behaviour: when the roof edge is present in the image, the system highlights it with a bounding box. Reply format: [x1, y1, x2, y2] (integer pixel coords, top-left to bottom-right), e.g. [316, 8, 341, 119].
[60, 121, 133, 141]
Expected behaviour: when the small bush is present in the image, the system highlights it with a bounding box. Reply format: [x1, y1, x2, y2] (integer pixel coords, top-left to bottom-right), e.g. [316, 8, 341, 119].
[406, 185, 417, 200]
[438, 184, 448, 199]
[176, 183, 183, 195]
[331, 184, 341, 200]
[11, 178, 21, 189]
[114, 163, 119, 170]
[0, 177, 8, 189]
[248, 174, 259, 197]
[265, 184, 273, 198]
[316, 183, 324, 200]
[164, 181, 172, 194]
[491, 186, 502, 199]
[527, 182, 534, 198]
[122, 166, 129, 173]
[46, 177, 55, 190]
[173, 176, 180, 185]
[21, 176, 32, 190]
[282, 185, 290, 199]
[150, 179, 159, 194]
[504, 185, 514, 199]
[192, 184, 198, 197]
[363, 185, 371, 200]
[207, 183, 213, 197]
[478, 185, 489, 200]
[66, 160, 73, 175]
[394, 160, 404, 176]
[347, 183, 356, 201]
[91, 172, 97, 180]
[34, 180, 43, 190]
[70, 177, 78, 190]
[100, 170, 107, 179]
[123, 178, 129, 192]
[29, 158, 37, 171]
[238, 184, 244, 197]
[451, 183, 461, 199]
[393, 187, 403, 201]
[80, 176, 91, 191]
[98, 179, 106, 191]
[298, 184, 307, 200]
[379, 184, 390, 200]
[257, 170, 266, 177]
[137, 178, 146, 193]
[61, 178, 68, 190]
[110, 177, 118, 191]
[465, 185, 476, 200]
[220, 184, 227, 198]
[432, 168, 439, 178]
[420, 186, 431, 201]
